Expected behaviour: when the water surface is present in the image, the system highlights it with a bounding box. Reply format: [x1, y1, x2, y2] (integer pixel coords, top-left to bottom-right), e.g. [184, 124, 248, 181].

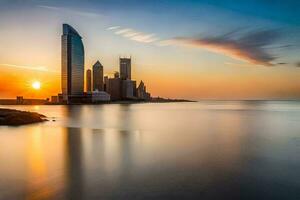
[0, 101, 300, 199]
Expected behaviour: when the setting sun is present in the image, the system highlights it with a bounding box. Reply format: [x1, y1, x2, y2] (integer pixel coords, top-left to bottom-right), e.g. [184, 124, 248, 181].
[32, 81, 41, 90]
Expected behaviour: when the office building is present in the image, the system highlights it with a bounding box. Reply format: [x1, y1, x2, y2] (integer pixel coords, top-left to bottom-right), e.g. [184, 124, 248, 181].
[104, 76, 109, 92]
[122, 80, 136, 99]
[93, 61, 104, 91]
[86, 69, 92, 93]
[51, 96, 59, 103]
[61, 24, 85, 102]
[16, 96, 24, 105]
[120, 57, 131, 80]
[137, 81, 151, 100]
[133, 81, 137, 97]
[108, 77, 121, 100]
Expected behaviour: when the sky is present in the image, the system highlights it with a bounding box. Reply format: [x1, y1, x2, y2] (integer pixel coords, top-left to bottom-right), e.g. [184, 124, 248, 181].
[0, 0, 300, 100]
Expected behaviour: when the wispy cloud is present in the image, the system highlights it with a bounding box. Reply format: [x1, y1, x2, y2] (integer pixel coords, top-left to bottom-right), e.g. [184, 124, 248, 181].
[0, 63, 59, 73]
[161, 29, 284, 66]
[37, 5, 101, 18]
[107, 26, 159, 43]
[106, 26, 120, 31]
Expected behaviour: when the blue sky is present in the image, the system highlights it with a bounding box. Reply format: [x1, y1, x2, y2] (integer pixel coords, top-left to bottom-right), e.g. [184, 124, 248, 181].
[0, 0, 300, 99]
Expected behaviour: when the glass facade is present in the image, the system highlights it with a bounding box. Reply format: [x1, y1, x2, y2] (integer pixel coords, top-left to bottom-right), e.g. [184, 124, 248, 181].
[61, 24, 84, 101]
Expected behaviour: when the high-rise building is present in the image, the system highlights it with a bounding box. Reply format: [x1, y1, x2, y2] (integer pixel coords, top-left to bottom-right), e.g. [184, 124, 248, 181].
[120, 57, 131, 80]
[86, 69, 92, 92]
[93, 61, 103, 91]
[61, 24, 85, 102]
[108, 77, 121, 100]
[104, 76, 109, 92]
[122, 80, 136, 99]
[137, 80, 150, 100]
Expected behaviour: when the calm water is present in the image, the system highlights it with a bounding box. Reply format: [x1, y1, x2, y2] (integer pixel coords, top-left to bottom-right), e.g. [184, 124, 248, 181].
[0, 101, 300, 200]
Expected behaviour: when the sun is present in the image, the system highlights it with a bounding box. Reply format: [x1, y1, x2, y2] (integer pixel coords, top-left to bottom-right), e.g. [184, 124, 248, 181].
[32, 81, 41, 90]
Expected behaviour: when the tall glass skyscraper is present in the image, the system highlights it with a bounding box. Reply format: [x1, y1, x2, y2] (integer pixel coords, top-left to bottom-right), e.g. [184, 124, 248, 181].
[61, 24, 84, 101]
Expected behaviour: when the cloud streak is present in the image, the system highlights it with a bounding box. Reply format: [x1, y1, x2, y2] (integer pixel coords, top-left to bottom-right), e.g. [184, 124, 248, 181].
[37, 5, 101, 18]
[0, 64, 59, 73]
[162, 29, 283, 66]
[107, 26, 159, 43]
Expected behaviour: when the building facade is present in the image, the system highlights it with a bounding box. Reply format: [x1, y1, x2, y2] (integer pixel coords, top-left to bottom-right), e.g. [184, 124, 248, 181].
[108, 77, 121, 100]
[93, 61, 104, 91]
[61, 24, 85, 102]
[104, 76, 109, 92]
[120, 57, 131, 80]
[86, 69, 92, 93]
[122, 80, 136, 99]
[137, 81, 151, 100]
[92, 91, 111, 102]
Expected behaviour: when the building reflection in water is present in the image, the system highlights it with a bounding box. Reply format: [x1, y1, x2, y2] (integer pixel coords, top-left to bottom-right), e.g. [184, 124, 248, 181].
[64, 127, 84, 200]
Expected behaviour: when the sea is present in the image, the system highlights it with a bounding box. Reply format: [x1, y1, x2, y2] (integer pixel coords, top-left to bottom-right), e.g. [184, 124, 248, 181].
[0, 101, 299, 199]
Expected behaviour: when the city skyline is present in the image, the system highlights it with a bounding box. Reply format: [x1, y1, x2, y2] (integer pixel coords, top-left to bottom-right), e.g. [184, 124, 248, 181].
[60, 24, 150, 104]
[1, 0, 300, 100]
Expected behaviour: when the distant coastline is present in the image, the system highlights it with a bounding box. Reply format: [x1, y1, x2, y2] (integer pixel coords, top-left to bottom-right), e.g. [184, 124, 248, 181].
[0, 97, 195, 105]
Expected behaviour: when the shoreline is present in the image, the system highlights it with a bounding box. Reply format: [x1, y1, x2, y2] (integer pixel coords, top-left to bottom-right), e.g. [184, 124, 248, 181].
[0, 99, 196, 106]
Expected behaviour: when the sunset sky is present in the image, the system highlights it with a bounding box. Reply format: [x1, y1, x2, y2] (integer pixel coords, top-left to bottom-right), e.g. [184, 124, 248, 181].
[0, 0, 300, 100]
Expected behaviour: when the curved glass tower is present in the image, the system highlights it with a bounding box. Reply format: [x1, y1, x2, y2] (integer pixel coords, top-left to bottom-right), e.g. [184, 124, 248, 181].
[61, 24, 84, 101]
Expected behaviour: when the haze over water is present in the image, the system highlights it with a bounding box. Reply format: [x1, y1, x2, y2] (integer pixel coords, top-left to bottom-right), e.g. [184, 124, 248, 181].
[0, 101, 300, 199]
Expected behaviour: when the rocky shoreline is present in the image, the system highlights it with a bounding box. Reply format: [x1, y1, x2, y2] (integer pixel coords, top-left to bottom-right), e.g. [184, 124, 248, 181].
[0, 108, 47, 126]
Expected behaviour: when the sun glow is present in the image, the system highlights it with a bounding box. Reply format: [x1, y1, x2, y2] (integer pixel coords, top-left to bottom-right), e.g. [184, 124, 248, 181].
[32, 81, 41, 90]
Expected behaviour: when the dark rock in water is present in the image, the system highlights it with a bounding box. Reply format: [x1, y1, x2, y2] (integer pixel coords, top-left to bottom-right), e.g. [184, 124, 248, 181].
[0, 108, 47, 126]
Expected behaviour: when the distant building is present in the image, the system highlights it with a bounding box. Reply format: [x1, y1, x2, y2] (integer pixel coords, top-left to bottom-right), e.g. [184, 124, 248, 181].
[86, 69, 92, 92]
[16, 96, 24, 105]
[114, 71, 120, 78]
[145, 92, 151, 100]
[122, 80, 136, 99]
[58, 94, 64, 103]
[92, 91, 110, 102]
[15, 96, 48, 105]
[93, 61, 104, 91]
[108, 77, 121, 100]
[51, 96, 59, 103]
[104, 76, 109, 92]
[120, 57, 131, 80]
[132, 81, 137, 97]
[61, 24, 85, 102]
[137, 81, 151, 100]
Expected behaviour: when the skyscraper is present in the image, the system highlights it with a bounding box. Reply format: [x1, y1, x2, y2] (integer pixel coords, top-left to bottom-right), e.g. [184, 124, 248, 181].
[61, 24, 84, 101]
[93, 61, 103, 91]
[104, 76, 109, 92]
[108, 77, 121, 100]
[137, 80, 150, 100]
[120, 57, 131, 80]
[86, 69, 92, 93]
